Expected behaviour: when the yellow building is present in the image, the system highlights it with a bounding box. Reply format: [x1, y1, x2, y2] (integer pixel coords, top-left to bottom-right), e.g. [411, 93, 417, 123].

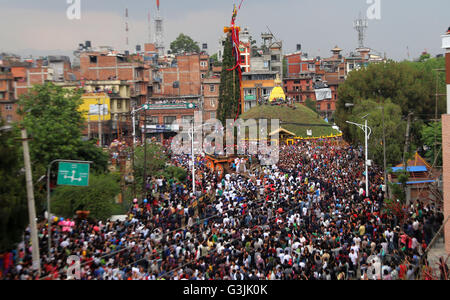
[241, 71, 277, 112]
[80, 93, 111, 121]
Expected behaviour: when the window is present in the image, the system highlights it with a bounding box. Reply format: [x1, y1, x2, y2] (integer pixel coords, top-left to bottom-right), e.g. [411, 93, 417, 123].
[182, 115, 194, 124]
[148, 116, 159, 125]
[5, 104, 13, 111]
[327, 103, 331, 110]
[6, 115, 12, 123]
[0, 93, 4, 99]
[201, 73, 206, 79]
[164, 116, 177, 125]
[209, 85, 215, 92]
[294, 80, 300, 84]
[200, 61, 208, 67]
[116, 100, 122, 109]
[210, 99, 216, 107]
[89, 56, 97, 63]
[210, 112, 216, 119]
[316, 104, 321, 111]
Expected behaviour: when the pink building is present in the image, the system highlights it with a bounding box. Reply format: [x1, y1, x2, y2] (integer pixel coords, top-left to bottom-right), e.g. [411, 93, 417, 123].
[441, 27, 450, 254]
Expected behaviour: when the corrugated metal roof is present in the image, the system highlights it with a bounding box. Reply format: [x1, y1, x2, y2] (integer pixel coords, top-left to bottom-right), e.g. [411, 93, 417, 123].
[391, 166, 428, 173]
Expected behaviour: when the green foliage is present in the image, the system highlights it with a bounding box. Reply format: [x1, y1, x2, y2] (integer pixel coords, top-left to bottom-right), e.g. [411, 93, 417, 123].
[388, 169, 409, 204]
[283, 56, 288, 77]
[51, 173, 120, 221]
[217, 34, 241, 124]
[335, 60, 446, 141]
[210, 53, 218, 63]
[420, 121, 442, 166]
[170, 33, 201, 55]
[305, 98, 317, 113]
[348, 100, 406, 166]
[418, 52, 431, 62]
[17, 83, 109, 173]
[0, 121, 28, 252]
[165, 166, 187, 182]
[240, 103, 339, 137]
[335, 58, 446, 167]
[133, 143, 168, 193]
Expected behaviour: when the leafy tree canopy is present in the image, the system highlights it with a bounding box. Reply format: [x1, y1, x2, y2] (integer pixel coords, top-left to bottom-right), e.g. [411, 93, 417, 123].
[420, 121, 442, 167]
[217, 34, 240, 124]
[170, 33, 201, 55]
[0, 120, 28, 252]
[347, 99, 406, 166]
[335, 58, 445, 166]
[51, 173, 121, 221]
[17, 83, 109, 174]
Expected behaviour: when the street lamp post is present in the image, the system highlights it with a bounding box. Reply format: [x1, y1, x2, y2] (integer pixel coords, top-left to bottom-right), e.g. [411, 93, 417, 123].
[346, 119, 372, 205]
[188, 122, 210, 196]
[20, 128, 41, 274]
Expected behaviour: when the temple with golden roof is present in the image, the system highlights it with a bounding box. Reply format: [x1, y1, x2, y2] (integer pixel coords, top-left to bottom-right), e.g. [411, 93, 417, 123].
[269, 74, 286, 102]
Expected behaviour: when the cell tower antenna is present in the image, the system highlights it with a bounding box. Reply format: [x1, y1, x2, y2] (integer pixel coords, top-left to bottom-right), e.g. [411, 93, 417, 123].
[353, 13, 368, 49]
[125, 8, 130, 51]
[148, 9, 152, 44]
[155, 0, 165, 56]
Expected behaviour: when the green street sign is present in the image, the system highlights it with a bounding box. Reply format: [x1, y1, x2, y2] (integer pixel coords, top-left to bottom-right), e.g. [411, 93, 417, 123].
[57, 162, 90, 187]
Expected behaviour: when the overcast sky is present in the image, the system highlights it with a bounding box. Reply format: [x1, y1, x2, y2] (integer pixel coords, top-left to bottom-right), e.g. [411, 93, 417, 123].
[0, 0, 448, 61]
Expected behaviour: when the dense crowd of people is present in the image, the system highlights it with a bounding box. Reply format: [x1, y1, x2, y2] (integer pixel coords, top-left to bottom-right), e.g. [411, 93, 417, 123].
[0, 139, 446, 280]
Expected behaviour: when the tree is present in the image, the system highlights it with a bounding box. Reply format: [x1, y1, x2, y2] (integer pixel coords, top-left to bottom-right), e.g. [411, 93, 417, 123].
[305, 98, 317, 113]
[420, 121, 442, 167]
[51, 173, 121, 221]
[217, 34, 241, 124]
[0, 121, 28, 252]
[170, 33, 200, 55]
[17, 83, 109, 174]
[335, 60, 445, 146]
[348, 99, 406, 166]
[133, 143, 168, 194]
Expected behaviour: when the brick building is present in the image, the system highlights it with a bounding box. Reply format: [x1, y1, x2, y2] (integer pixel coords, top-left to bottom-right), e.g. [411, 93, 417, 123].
[144, 53, 210, 142]
[202, 77, 220, 120]
[78, 50, 150, 107]
[0, 58, 53, 123]
[156, 53, 209, 97]
[0, 64, 16, 123]
[441, 28, 450, 254]
[55, 80, 132, 144]
[283, 45, 384, 119]
[141, 98, 199, 142]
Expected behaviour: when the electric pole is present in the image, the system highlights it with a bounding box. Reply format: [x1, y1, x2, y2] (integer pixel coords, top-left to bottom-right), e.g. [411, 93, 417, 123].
[20, 128, 41, 275]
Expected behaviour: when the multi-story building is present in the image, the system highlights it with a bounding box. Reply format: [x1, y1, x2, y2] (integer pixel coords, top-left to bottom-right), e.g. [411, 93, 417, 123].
[242, 71, 277, 112]
[156, 53, 209, 96]
[78, 49, 149, 107]
[0, 64, 16, 123]
[55, 80, 132, 144]
[145, 52, 210, 142]
[0, 57, 54, 123]
[202, 77, 220, 120]
[283, 45, 385, 119]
